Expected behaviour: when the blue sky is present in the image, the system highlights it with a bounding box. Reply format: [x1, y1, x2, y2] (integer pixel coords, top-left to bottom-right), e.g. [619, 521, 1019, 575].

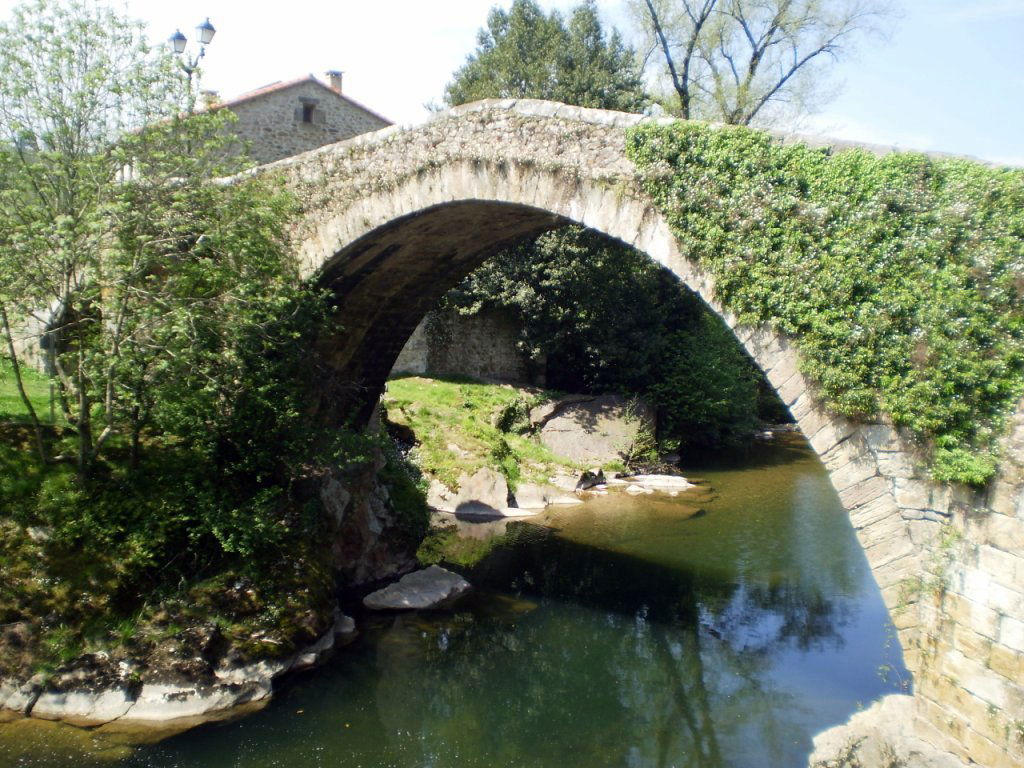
[804, 0, 1024, 165]
[1, 1, 1020, 165]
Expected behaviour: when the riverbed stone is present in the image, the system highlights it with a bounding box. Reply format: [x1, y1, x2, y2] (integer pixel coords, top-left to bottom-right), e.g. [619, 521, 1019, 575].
[513, 482, 557, 510]
[809, 695, 965, 768]
[363, 565, 472, 610]
[453, 467, 509, 516]
[626, 474, 694, 490]
[547, 495, 584, 505]
[534, 394, 653, 464]
[30, 688, 135, 726]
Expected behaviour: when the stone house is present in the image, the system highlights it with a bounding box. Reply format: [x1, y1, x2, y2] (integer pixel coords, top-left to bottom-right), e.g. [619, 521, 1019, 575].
[209, 72, 392, 165]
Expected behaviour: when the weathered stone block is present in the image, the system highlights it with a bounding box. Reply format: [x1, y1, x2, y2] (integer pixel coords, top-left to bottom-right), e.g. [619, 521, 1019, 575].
[894, 478, 933, 511]
[875, 450, 917, 480]
[862, 423, 903, 452]
[978, 545, 1023, 590]
[839, 474, 890, 511]
[809, 418, 856, 455]
[987, 643, 1023, 681]
[999, 615, 1024, 653]
[984, 513, 1024, 554]
[945, 594, 1001, 640]
[952, 624, 992, 662]
[849, 494, 900, 529]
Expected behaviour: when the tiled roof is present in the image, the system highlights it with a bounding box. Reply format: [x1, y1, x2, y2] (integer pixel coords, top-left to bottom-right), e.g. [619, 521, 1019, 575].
[209, 75, 393, 126]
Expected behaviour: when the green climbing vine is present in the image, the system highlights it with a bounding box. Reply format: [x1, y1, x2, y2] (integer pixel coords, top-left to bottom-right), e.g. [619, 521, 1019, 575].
[626, 122, 1024, 486]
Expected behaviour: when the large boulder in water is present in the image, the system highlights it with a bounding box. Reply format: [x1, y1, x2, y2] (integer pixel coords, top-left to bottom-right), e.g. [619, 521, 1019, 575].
[429, 468, 510, 516]
[363, 566, 472, 610]
[531, 395, 653, 465]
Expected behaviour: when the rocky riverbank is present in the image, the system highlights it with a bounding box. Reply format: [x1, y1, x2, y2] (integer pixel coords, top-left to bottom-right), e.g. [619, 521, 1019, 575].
[809, 695, 966, 768]
[0, 611, 357, 730]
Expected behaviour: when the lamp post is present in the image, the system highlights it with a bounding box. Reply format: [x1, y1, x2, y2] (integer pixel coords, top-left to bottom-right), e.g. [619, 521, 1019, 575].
[169, 18, 216, 93]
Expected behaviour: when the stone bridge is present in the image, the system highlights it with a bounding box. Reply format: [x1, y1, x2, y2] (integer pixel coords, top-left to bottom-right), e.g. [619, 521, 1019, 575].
[268, 100, 1024, 767]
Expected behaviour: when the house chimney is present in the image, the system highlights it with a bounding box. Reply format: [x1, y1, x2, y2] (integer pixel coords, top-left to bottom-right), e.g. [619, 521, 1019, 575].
[326, 70, 343, 93]
[201, 89, 220, 107]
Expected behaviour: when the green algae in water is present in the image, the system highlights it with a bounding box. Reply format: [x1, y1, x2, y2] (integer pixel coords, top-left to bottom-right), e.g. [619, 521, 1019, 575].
[1, 434, 907, 768]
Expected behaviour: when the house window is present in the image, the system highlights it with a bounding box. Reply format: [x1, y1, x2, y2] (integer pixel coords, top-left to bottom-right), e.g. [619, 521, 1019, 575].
[297, 97, 321, 124]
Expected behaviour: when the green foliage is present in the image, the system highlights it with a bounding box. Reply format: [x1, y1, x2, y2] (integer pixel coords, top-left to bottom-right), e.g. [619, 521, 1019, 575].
[0, 0, 359, 676]
[649, 314, 761, 448]
[445, 227, 762, 449]
[445, 0, 647, 113]
[384, 375, 578, 491]
[379, 431, 431, 545]
[627, 121, 1024, 484]
[0, 0, 259, 473]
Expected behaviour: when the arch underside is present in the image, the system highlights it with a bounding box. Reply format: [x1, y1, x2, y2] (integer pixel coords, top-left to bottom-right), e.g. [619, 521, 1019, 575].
[313, 201, 565, 421]
[303, 171, 929, 637]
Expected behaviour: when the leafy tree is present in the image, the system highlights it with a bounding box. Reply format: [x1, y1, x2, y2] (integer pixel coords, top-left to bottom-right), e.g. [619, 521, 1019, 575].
[0, 0, 314, 480]
[0, 0, 185, 471]
[0, 2, 346, 659]
[445, 0, 648, 112]
[632, 0, 891, 124]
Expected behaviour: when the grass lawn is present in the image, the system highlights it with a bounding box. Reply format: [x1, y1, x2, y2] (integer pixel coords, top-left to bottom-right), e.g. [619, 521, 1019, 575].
[0, 360, 53, 422]
[384, 374, 581, 491]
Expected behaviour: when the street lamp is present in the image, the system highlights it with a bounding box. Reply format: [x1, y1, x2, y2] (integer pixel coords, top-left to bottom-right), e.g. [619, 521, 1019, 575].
[169, 17, 216, 83]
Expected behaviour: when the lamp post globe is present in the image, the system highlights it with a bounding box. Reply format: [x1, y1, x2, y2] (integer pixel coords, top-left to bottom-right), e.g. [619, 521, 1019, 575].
[196, 18, 216, 46]
[169, 29, 187, 54]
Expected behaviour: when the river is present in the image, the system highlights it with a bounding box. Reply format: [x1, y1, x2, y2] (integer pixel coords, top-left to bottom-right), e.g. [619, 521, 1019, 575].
[1, 432, 906, 767]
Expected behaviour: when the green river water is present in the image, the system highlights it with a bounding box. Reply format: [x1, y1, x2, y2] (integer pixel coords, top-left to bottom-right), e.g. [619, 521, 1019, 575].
[1, 433, 907, 767]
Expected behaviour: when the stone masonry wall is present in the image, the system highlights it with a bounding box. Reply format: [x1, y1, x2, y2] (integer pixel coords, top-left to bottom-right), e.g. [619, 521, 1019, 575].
[228, 81, 390, 166]
[907, 401, 1024, 766]
[262, 99, 1020, 766]
[391, 308, 538, 385]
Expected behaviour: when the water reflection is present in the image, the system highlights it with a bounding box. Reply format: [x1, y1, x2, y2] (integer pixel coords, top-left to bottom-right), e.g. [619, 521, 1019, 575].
[1, 434, 905, 768]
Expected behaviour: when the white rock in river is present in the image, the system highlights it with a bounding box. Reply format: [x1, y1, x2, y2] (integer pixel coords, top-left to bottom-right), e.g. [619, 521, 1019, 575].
[628, 474, 694, 490]
[363, 566, 471, 610]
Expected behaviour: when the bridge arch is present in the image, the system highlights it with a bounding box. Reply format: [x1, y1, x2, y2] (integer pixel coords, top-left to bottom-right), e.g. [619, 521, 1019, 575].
[271, 100, 1024, 765]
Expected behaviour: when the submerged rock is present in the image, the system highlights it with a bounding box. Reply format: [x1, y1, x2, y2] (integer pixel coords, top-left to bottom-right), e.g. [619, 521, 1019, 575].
[624, 484, 653, 495]
[363, 566, 472, 611]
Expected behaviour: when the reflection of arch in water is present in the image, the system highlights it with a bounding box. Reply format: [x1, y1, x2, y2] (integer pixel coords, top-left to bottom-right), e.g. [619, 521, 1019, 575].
[271, 99, 1018, 761]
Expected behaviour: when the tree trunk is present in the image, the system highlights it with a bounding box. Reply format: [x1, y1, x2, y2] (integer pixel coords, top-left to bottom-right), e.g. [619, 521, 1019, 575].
[76, 345, 92, 476]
